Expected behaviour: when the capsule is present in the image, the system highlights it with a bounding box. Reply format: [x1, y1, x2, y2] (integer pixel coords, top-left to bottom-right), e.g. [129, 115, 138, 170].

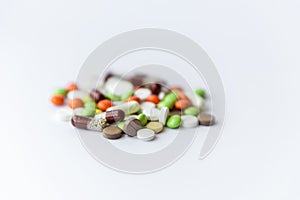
[71, 109, 125, 131]
[106, 101, 140, 115]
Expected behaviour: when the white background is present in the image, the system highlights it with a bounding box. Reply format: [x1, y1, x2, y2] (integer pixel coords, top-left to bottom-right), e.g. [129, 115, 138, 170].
[1, 0, 300, 199]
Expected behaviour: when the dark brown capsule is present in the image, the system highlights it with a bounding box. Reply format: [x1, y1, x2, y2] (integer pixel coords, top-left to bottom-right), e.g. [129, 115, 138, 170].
[90, 89, 105, 102]
[148, 83, 162, 95]
[105, 109, 125, 123]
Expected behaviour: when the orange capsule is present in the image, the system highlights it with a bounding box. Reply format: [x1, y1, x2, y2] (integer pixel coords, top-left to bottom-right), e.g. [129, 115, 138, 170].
[174, 99, 191, 110]
[97, 99, 113, 111]
[68, 98, 84, 109]
[178, 92, 189, 100]
[146, 94, 160, 104]
[66, 82, 78, 92]
[170, 86, 182, 92]
[126, 96, 141, 104]
[51, 94, 65, 106]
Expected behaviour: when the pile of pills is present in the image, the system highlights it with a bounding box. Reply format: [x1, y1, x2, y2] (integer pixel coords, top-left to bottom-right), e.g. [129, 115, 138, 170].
[50, 74, 215, 141]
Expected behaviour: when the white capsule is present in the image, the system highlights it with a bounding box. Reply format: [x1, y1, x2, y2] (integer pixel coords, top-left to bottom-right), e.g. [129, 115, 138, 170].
[134, 88, 151, 100]
[106, 101, 140, 115]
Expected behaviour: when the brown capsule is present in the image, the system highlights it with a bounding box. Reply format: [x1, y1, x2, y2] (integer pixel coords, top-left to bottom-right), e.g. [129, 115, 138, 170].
[90, 89, 105, 102]
[127, 74, 146, 86]
[105, 109, 125, 123]
[71, 115, 92, 129]
[148, 83, 162, 95]
[104, 73, 114, 82]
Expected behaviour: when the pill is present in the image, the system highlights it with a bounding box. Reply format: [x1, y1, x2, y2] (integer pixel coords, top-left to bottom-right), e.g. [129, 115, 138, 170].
[198, 114, 215, 126]
[105, 109, 125, 123]
[121, 91, 134, 101]
[89, 89, 105, 102]
[123, 118, 143, 137]
[174, 99, 191, 110]
[146, 122, 164, 133]
[51, 94, 65, 106]
[157, 100, 174, 109]
[137, 128, 156, 141]
[105, 93, 121, 101]
[80, 107, 96, 117]
[106, 101, 140, 115]
[146, 94, 160, 104]
[158, 91, 165, 100]
[71, 110, 125, 131]
[66, 82, 78, 92]
[184, 106, 199, 116]
[149, 108, 160, 121]
[126, 96, 141, 104]
[177, 92, 189, 100]
[194, 88, 206, 98]
[55, 108, 73, 121]
[84, 101, 96, 109]
[186, 91, 205, 110]
[103, 126, 123, 139]
[68, 98, 84, 109]
[163, 92, 178, 103]
[170, 86, 182, 92]
[166, 114, 181, 129]
[95, 109, 102, 115]
[137, 113, 148, 126]
[53, 88, 67, 96]
[168, 110, 183, 117]
[117, 121, 125, 130]
[148, 83, 161, 95]
[134, 88, 151, 100]
[67, 90, 88, 100]
[158, 106, 169, 125]
[181, 115, 199, 128]
[97, 99, 113, 111]
[127, 74, 145, 86]
[105, 77, 134, 96]
[141, 102, 156, 117]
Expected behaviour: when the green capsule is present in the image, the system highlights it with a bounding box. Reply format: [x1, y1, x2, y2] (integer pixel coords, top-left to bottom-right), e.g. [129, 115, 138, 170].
[137, 113, 148, 126]
[166, 115, 181, 129]
[195, 89, 206, 98]
[157, 100, 173, 109]
[82, 96, 94, 103]
[105, 93, 121, 101]
[53, 88, 67, 96]
[80, 107, 96, 117]
[163, 92, 178, 103]
[184, 106, 199, 116]
[84, 101, 96, 109]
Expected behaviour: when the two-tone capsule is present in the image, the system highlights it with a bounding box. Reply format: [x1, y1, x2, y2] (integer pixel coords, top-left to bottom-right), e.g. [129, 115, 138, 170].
[71, 109, 125, 131]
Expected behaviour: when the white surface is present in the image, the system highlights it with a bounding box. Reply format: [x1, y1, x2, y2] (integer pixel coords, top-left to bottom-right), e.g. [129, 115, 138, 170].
[1, 0, 300, 200]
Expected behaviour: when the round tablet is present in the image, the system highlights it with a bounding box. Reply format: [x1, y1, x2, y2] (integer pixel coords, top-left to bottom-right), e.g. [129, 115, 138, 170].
[181, 115, 199, 128]
[198, 114, 215, 126]
[103, 126, 123, 139]
[146, 122, 164, 134]
[134, 88, 151, 100]
[55, 108, 73, 121]
[137, 128, 156, 141]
